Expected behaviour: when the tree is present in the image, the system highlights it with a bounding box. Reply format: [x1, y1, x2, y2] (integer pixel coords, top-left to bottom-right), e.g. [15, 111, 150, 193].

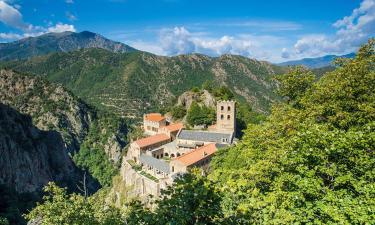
[276, 66, 315, 106]
[125, 171, 225, 225]
[186, 101, 215, 126]
[171, 105, 187, 120]
[209, 39, 375, 224]
[212, 86, 234, 101]
[25, 182, 124, 225]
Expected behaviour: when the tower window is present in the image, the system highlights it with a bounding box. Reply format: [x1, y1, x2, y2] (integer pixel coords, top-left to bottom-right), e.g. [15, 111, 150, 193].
[221, 106, 224, 111]
[221, 114, 224, 120]
[228, 106, 231, 111]
[227, 115, 231, 120]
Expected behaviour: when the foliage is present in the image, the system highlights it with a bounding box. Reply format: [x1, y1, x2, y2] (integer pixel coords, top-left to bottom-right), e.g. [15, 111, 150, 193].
[275, 66, 316, 105]
[25, 183, 124, 225]
[209, 39, 375, 224]
[73, 114, 127, 186]
[186, 101, 215, 126]
[235, 102, 266, 137]
[170, 105, 187, 120]
[0, 48, 281, 117]
[212, 86, 234, 101]
[0, 185, 39, 225]
[0, 218, 8, 225]
[125, 171, 226, 225]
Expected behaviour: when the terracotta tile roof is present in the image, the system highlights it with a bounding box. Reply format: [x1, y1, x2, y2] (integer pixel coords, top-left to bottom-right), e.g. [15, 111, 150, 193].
[135, 134, 170, 148]
[162, 123, 184, 132]
[144, 113, 165, 122]
[174, 143, 217, 166]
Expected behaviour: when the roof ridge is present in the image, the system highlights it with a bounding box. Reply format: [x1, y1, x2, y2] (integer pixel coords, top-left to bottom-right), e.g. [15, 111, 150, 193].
[174, 143, 215, 160]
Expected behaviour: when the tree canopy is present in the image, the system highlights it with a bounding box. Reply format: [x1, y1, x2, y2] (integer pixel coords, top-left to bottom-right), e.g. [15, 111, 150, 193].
[209, 39, 375, 224]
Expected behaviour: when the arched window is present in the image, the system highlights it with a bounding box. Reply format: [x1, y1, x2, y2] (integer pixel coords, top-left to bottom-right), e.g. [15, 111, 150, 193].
[171, 154, 175, 158]
[221, 114, 224, 120]
[227, 106, 231, 111]
[221, 106, 224, 110]
[227, 115, 231, 120]
[164, 153, 169, 157]
[177, 153, 181, 157]
[172, 166, 175, 172]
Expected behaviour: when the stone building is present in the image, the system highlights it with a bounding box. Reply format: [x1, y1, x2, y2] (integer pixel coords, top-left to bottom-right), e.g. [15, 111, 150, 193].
[158, 122, 184, 140]
[216, 100, 236, 133]
[123, 100, 237, 199]
[128, 133, 170, 163]
[143, 113, 167, 135]
[170, 143, 218, 174]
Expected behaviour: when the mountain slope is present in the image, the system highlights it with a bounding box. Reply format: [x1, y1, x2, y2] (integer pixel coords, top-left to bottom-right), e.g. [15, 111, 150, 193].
[0, 31, 137, 61]
[0, 69, 128, 184]
[0, 49, 285, 117]
[278, 53, 355, 68]
[0, 103, 90, 194]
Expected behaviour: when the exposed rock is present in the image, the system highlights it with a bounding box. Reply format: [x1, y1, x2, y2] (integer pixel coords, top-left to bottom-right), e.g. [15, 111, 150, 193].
[0, 103, 97, 193]
[177, 90, 216, 110]
[0, 69, 92, 153]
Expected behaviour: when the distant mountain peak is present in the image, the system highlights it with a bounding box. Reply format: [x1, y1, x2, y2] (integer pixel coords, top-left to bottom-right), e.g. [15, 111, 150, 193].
[0, 31, 138, 61]
[278, 53, 355, 69]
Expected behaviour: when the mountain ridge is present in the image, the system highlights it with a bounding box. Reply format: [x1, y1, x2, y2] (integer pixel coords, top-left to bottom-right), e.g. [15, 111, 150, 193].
[0, 31, 137, 61]
[278, 53, 355, 68]
[0, 48, 284, 117]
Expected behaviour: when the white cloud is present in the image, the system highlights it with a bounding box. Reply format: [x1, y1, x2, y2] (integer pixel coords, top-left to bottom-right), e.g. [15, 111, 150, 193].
[288, 0, 375, 59]
[0, 1, 76, 41]
[66, 11, 77, 21]
[66, 0, 74, 4]
[47, 23, 76, 33]
[129, 26, 287, 62]
[0, 32, 22, 39]
[0, 0, 29, 30]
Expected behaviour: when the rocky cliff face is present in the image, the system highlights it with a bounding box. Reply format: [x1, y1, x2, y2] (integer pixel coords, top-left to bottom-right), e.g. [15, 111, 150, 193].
[0, 69, 92, 153]
[0, 69, 127, 191]
[0, 103, 90, 193]
[177, 90, 216, 110]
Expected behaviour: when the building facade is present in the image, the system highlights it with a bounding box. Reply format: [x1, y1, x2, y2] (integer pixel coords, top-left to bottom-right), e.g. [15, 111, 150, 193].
[216, 100, 236, 133]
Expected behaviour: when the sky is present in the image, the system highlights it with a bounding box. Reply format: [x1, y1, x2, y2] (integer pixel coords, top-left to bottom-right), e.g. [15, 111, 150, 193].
[0, 0, 374, 62]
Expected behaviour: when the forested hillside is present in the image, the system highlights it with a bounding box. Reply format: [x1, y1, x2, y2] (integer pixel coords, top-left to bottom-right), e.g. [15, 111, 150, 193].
[0, 49, 284, 117]
[22, 39, 375, 225]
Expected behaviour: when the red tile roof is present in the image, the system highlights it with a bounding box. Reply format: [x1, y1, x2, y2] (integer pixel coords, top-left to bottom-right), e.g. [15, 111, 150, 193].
[144, 113, 165, 122]
[174, 143, 217, 166]
[162, 123, 184, 132]
[135, 134, 170, 148]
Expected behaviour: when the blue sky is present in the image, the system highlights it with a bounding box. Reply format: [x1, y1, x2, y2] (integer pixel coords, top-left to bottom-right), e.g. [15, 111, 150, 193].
[0, 0, 374, 62]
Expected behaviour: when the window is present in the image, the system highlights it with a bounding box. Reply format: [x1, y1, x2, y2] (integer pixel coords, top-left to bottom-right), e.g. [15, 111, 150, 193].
[227, 115, 231, 120]
[221, 114, 224, 120]
[172, 166, 175, 172]
[221, 106, 224, 110]
[228, 106, 231, 111]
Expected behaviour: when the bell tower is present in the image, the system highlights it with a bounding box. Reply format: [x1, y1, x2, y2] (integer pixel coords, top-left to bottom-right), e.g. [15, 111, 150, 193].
[216, 100, 236, 133]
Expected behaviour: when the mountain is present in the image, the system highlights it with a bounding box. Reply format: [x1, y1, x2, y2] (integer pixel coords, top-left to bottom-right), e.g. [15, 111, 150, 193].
[0, 31, 137, 61]
[0, 69, 129, 223]
[0, 49, 286, 117]
[278, 53, 355, 68]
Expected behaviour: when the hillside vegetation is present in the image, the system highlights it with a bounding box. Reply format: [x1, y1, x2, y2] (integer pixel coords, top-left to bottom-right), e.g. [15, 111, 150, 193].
[24, 39, 375, 225]
[0, 70, 129, 224]
[0, 48, 284, 117]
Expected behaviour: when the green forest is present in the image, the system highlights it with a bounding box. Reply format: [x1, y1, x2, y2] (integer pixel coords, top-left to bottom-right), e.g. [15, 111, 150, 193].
[11, 39, 375, 225]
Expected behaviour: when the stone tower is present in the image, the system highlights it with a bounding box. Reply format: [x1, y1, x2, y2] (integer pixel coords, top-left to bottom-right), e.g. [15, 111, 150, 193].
[216, 100, 236, 133]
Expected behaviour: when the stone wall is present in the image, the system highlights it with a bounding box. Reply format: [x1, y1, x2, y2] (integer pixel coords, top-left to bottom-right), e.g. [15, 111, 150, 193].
[120, 159, 163, 199]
